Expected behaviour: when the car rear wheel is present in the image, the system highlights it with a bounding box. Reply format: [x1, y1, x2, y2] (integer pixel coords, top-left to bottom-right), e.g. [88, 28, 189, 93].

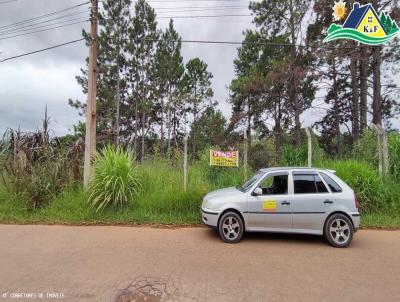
[324, 213, 354, 248]
[218, 211, 244, 243]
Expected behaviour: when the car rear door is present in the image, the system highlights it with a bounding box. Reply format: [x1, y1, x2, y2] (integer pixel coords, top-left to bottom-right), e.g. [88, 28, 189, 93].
[247, 172, 293, 230]
[291, 171, 331, 232]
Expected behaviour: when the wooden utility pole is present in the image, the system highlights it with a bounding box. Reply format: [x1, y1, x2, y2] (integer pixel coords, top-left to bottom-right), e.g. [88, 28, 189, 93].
[83, 0, 98, 189]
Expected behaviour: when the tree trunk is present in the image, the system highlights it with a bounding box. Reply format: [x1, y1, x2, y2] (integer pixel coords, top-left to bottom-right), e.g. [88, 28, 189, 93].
[371, 0, 382, 127]
[193, 103, 197, 158]
[332, 60, 341, 155]
[115, 60, 121, 147]
[359, 45, 368, 133]
[141, 111, 145, 163]
[160, 97, 164, 153]
[134, 96, 138, 154]
[350, 53, 360, 142]
[289, 0, 301, 146]
[247, 102, 252, 158]
[372, 46, 382, 126]
[274, 99, 282, 159]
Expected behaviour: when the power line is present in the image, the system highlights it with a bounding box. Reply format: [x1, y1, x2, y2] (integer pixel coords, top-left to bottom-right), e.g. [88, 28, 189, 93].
[0, 16, 89, 37]
[157, 14, 251, 19]
[155, 7, 248, 14]
[154, 5, 247, 10]
[146, 0, 245, 2]
[0, 20, 89, 41]
[0, 1, 89, 31]
[0, 10, 89, 35]
[0, 38, 85, 63]
[143, 38, 400, 50]
[0, 0, 17, 4]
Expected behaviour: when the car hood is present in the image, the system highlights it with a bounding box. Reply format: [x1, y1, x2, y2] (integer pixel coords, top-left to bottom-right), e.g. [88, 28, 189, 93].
[204, 187, 242, 200]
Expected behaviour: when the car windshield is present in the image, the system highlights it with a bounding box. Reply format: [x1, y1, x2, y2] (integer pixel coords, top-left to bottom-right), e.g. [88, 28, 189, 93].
[237, 171, 263, 192]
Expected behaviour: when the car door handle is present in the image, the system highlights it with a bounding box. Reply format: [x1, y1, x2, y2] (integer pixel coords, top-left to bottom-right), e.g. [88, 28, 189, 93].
[324, 200, 334, 204]
[281, 201, 291, 206]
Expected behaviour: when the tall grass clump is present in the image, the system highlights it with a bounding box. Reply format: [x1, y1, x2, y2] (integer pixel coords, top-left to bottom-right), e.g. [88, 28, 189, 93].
[1, 128, 82, 210]
[280, 136, 324, 167]
[88, 146, 142, 212]
[318, 160, 400, 213]
[195, 150, 246, 189]
[389, 133, 400, 180]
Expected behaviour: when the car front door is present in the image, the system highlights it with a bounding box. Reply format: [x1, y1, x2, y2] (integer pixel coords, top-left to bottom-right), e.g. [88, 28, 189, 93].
[247, 172, 292, 231]
[291, 171, 331, 232]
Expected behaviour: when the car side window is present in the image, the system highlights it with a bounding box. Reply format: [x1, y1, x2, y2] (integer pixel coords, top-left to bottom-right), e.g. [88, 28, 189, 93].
[293, 174, 329, 194]
[315, 175, 329, 193]
[320, 173, 343, 193]
[293, 174, 317, 194]
[258, 174, 288, 195]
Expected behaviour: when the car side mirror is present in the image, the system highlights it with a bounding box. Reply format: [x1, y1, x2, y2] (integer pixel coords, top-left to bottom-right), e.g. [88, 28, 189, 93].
[253, 187, 262, 196]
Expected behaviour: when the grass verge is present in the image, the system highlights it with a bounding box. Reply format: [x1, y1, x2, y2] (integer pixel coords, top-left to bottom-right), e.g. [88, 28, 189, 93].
[0, 158, 399, 229]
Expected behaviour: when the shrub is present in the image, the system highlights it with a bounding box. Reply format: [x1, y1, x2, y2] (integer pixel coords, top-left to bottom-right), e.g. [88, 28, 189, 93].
[195, 150, 246, 189]
[249, 140, 275, 170]
[280, 134, 324, 167]
[389, 133, 400, 180]
[318, 160, 400, 213]
[1, 128, 81, 210]
[88, 146, 142, 212]
[352, 130, 378, 166]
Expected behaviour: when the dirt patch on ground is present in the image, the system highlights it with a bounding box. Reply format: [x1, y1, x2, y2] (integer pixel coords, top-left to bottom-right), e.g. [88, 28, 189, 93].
[114, 277, 184, 302]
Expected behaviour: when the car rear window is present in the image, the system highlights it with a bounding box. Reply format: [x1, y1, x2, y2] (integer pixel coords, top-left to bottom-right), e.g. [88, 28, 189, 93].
[320, 173, 343, 193]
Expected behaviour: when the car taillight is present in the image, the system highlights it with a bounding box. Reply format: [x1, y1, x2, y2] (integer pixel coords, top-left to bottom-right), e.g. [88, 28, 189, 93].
[354, 192, 359, 209]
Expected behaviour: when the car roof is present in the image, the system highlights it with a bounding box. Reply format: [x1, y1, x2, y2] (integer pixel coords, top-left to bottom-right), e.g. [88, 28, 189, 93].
[259, 167, 336, 174]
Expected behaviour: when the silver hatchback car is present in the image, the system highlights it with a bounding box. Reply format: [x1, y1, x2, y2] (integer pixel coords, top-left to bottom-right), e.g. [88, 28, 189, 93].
[201, 167, 360, 247]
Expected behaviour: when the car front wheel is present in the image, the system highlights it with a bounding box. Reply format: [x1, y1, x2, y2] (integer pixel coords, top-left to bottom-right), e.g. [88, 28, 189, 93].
[218, 211, 244, 243]
[324, 213, 354, 248]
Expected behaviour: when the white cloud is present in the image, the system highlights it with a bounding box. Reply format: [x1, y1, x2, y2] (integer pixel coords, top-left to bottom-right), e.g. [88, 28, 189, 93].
[0, 61, 85, 135]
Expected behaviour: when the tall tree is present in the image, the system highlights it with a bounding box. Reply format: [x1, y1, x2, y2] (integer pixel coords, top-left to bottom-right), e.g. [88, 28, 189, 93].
[250, 0, 310, 146]
[183, 58, 214, 156]
[69, 0, 131, 144]
[154, 20, 184, 151]
[125, 0, 159, 161]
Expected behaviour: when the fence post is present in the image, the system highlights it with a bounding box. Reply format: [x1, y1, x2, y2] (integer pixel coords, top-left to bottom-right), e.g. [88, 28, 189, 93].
[380, 126, 389, 176]
[183, 135, 188, 192]
[371, 124, 383, 177]
[243, 130, 248, 180]
[305, 127, 312, 168]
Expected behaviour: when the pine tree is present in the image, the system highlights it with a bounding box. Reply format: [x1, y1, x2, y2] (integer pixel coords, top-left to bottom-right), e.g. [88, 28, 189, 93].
[154, 19, 184, 151]
[183, 58, 214, 157]
[125, 0, 159, 161]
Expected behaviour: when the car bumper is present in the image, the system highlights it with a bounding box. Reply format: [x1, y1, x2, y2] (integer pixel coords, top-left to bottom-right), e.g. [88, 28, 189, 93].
[201, 208, 220, 227]
[350, 212, 361, 232]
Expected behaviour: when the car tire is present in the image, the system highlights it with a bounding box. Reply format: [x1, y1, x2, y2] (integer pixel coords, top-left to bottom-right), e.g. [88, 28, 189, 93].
[324, 213, 354, 248]
[218, 211, 244, 243]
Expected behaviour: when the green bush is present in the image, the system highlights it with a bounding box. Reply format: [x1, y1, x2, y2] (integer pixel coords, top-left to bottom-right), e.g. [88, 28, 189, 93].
[318, 160, 400, 213]
[249, 140, 275, 170]
[88, 146, 142, 212]
[352, 130, 378, 166]
[2, 148, 75, 210]
[389, 133, 400, 180]
[195, 150, 246, 189]
[280, 136, 324, 167]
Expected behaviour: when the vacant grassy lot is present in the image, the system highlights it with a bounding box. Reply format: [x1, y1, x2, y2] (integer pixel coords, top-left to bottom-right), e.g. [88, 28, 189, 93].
[0, 158, 399, 228]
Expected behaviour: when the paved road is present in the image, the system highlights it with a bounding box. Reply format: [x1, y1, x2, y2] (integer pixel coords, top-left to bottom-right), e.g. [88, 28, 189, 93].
[0, 225, 399, 302]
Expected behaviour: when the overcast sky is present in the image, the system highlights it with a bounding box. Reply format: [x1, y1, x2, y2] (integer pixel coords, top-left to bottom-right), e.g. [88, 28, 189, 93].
[0, 0, 398, 136]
